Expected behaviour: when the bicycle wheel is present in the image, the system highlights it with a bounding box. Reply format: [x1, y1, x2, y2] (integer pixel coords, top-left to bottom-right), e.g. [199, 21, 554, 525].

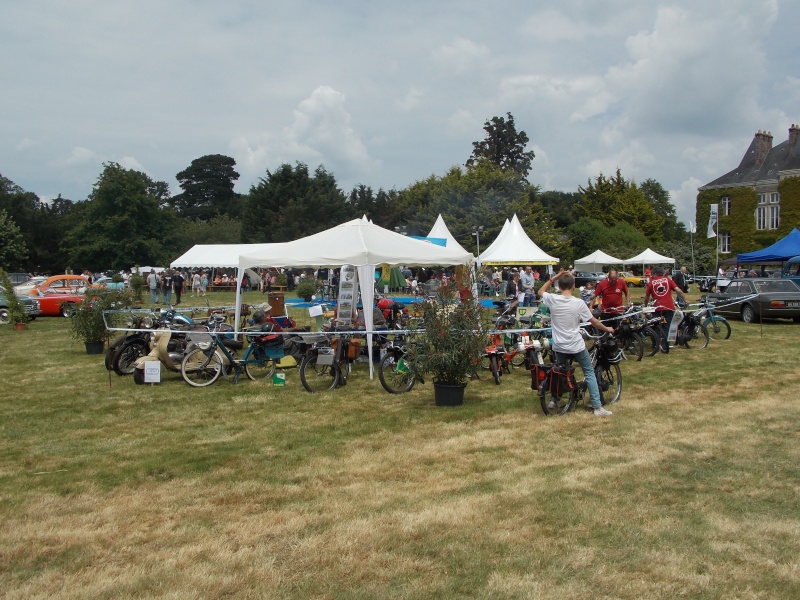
[490, 354, 501, 385]
[181, 348, 223, 387]
[299, 352, 339, 393]
[113, 338, 148, 376]
[505, 334, 526, 367]
[378, 352, 415, 394]
[704, 317, 731, 341]
[244, 346, 277, 381]
[596, 363, 622, 404]
[641, 326, 660, 357]
[684, 324, 709, 349]
[621, 331, 644, 361]
[539, 378, 575, 416]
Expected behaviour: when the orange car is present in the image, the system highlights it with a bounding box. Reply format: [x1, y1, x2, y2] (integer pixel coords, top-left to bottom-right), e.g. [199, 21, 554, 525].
[27, 274, 100, 297]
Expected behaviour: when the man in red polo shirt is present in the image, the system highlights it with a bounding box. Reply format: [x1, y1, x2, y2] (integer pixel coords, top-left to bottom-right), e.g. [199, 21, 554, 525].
[645, 266, 687, 353]
[591, 270, 630, 324]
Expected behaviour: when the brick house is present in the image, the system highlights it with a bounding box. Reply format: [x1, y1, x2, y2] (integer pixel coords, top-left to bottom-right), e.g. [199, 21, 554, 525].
[696, 124, 800, 257]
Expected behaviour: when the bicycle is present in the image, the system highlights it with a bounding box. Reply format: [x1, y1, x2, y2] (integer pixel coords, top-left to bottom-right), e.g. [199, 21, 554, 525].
[179, 316, 283, 387]
[675, 308, 710, 349]
[538, 331, 623, 416]
[697, 295, 731, 340]
[596, 306, 645, 361]
[298, 327, 361, 393]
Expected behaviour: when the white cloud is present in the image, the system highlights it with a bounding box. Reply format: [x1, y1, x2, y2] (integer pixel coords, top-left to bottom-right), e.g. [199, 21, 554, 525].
[65, 146, 96, 167]
[396, 86, 424, 112]
[447, 109, 475, 135]
[118, 156, 146, 173]
[15, 138, 38, 152]
[231, 85, 378, 189]
[433, 38, 490, 75]
[670, 176, 704, 224]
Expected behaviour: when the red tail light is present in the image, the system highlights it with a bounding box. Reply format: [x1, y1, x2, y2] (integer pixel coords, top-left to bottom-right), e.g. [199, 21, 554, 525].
[538, 370, 546, 381]
[770, 300, 785, 307]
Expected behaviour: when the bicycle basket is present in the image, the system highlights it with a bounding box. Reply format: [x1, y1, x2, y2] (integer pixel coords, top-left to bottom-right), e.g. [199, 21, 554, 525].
[548, 364, 576, 397]
[601, 337, 623, 364]
[530, 362, 553, 391]
[316, 347, 335, 365]
[187, 332, 214, 350]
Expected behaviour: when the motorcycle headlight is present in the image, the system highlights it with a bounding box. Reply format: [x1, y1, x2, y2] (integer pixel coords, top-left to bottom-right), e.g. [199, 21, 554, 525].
[125, 316, 135, 328]
[142, 315, 154, 328]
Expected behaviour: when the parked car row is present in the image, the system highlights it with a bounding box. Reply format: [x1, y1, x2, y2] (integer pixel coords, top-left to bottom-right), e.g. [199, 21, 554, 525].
[0, 285, 40, 324]
[709, 278, 800, 323]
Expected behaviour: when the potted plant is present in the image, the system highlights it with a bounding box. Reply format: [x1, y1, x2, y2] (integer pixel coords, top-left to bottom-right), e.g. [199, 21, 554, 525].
[129, 267, 145, 304]
[69, 288, 132, 354]
[0, 269, 30, 330]
[404, 270, 485, 406]
[295, 281, 316, 302]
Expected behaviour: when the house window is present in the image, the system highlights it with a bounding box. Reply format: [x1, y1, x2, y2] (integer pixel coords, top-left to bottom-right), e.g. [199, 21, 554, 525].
[719, 232, 731, 253]
[769, 204, 780, 229]
[721, 196, 730, 216]
[757, 206, 767, 230]
[769, 192, 780, 203]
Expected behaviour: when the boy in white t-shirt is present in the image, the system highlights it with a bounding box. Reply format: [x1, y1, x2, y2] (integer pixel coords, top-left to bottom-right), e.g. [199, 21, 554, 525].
[538, 269, 615, 416]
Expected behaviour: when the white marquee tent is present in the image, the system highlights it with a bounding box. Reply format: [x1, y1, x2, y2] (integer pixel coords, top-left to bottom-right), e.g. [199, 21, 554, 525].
[171, 243, 282, 269]
[237, 217, 474, 377]
[427, 214, 471, 255]
[574, 249, 624, 272]
[478, 214, 558, 266]
[476, 218, 509, 263]
[623, 248, 675, 271]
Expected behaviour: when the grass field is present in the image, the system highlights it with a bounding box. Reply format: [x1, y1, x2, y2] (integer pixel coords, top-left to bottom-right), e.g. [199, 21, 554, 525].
[2, 290, 799, 598]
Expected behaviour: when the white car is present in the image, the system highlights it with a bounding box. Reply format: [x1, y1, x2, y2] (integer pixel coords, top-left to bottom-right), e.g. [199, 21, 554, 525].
[13, 276, 47, 296]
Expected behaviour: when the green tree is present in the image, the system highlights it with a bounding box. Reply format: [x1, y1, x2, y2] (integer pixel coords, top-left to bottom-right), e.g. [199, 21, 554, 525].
[466, 112, 535, 179]
[66, 163, 178, 271]
[172, 154, 241, 220]
[0, 209, 28, 270]
[346, 185, 397, 228]
[242, 163, 355, 243]
[539, 190, 581, 228]
[640, 178, 686, 242]
[173, 214, 242, 259]
[395, 162, 564, 257]
[577, 169, 664, 243]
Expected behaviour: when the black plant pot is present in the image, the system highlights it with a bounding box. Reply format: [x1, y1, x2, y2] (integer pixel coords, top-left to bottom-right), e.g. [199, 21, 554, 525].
[85, 341, 104, 355]
[433, 382, 466, 406]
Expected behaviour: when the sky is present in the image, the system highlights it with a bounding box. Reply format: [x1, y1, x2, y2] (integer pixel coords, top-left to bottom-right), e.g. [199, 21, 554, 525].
[2, 0, 799, 227]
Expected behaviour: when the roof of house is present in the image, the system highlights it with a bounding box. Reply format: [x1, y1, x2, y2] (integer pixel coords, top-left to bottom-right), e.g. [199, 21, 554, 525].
[700, 134, 800, 190]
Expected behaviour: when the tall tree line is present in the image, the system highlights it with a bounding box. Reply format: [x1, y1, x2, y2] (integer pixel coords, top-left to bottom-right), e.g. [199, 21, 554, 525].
[0, 113, 693, 274]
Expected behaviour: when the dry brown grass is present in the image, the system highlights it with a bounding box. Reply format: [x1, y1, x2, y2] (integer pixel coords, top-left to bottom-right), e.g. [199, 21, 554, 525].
[2, 314, 800, 598]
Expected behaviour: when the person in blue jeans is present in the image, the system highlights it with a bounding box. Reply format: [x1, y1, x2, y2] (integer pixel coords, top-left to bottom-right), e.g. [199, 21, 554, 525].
[538, 269, 616, 416]
[146, 269, 160, 304]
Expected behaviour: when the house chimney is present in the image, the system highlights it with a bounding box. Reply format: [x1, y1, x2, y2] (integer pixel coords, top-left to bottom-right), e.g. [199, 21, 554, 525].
[790, 123, 800, 148]
[754, 129, 773, 166]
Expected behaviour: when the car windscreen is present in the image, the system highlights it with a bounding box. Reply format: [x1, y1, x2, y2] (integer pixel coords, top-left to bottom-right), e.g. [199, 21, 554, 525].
[754, 280, 800, 293]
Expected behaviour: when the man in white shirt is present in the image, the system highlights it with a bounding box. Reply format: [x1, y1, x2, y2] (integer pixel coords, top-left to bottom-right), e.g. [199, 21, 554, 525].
[538, 269, 615, 416]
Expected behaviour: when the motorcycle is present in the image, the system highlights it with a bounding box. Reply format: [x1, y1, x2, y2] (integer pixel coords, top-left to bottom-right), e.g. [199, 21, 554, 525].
[133, 312, 235, 384]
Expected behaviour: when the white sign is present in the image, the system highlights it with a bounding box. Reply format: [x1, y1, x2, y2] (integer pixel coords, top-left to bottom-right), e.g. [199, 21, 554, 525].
[337, 265, 358, 325]
[144, 361, 161, 384]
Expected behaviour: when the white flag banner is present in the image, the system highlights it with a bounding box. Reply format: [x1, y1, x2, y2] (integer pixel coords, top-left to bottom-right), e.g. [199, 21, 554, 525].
[689, 220, 697, 234]
[707, 204, 718, 238]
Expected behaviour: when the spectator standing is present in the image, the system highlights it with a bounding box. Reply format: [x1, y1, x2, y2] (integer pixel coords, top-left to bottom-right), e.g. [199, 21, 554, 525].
[645, 266, 688, 353]
[161, 270, 174, 305]
[173, 270, 184, 305]
[191, 271, 201, 296]
[672, 266, 690, 307]
[200, 271, 208, 297]
[520, 266, 536, 306]
[506, 270, 521, 298]
[538, 270, 615, 416]
[147, 269, 160, 305]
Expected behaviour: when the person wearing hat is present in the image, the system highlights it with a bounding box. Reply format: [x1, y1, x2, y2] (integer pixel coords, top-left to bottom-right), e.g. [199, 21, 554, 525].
[147, 269, 160, 305]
